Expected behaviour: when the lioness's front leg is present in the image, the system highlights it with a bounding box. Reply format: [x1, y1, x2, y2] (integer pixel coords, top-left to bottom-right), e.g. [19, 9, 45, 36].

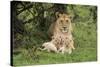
[67, 48, 72, 54]
[70, 40, 75, 50]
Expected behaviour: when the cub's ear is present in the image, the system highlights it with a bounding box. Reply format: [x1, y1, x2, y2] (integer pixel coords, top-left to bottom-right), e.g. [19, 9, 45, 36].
[56, 12, 62, 18]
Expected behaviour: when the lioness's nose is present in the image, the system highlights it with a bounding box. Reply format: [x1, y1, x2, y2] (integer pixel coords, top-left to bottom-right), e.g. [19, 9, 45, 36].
[63, 27, 66, 29]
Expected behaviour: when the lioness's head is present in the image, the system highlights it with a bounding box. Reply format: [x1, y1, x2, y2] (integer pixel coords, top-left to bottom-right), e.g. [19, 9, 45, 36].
[56, 13, 72, 33]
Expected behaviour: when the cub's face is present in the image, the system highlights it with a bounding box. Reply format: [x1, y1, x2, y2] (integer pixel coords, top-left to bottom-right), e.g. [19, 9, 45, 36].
[56, 14, 71, 33]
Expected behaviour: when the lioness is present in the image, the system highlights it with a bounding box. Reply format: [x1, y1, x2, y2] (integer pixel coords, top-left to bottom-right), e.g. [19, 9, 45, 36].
[47, 12, 75, 54]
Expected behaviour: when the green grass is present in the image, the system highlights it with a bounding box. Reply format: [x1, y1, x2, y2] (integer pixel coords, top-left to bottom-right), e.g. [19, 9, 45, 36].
[13, 22, 97, 66]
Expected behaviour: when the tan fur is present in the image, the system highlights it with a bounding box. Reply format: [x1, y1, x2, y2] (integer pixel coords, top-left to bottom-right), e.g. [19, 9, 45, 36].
[52, 33, 74, 54]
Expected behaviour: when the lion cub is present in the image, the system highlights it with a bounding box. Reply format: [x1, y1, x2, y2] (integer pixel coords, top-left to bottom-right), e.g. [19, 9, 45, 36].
[41, 41, 58, 53]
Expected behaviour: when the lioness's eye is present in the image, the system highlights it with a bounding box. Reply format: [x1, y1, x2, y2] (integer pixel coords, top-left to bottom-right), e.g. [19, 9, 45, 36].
[60, 20, 63, 23]
[66, 20, 68, 22]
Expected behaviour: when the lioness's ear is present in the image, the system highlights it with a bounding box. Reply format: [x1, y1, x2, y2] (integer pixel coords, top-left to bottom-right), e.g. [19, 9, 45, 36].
[58, 14, 62, 17]
[56, 12, 59, 18]
[68, 15, 73, 20]
[56, 12, 62, 18]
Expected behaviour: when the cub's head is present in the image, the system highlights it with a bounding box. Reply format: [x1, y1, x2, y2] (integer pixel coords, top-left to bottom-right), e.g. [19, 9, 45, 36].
[56, 13, 72, 33]
[42, 42, 47, 47]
